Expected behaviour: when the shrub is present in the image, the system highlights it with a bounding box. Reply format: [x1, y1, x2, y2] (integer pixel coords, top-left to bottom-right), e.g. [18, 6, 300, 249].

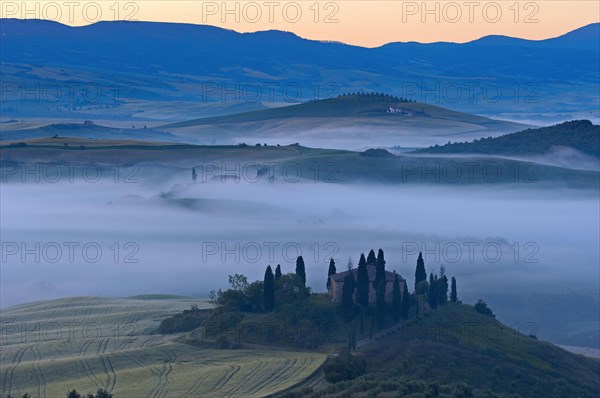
[474, 299, 495, 317]
[157, 304, 206, 333]
[323, 350, 367, 383]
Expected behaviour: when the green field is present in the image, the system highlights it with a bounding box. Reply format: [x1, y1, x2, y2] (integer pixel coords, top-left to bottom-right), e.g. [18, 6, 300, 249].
[0, 297, 326, 398]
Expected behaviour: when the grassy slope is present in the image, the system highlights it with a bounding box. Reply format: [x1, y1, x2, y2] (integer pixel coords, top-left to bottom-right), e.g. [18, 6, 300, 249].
[1, 138, 598, 188]
[0, 123, 179, 142]
[0, 297, 326, 398]
[163, 95, 503, 127]
[318, 303, 600, 397]
[160, 94, 526, 145]
[416, 120, 600, 158]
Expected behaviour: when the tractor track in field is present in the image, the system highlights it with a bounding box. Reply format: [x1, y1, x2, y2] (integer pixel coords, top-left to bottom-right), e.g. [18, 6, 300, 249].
[207, 364, 241, 394]
[276, 355, 311, 385]
[31, 344, 47, 398]
[148, 348, 177, 398]
[223, 360, 266, 398]
[268, 357, 327, 398]
[97, 338, 117, 392]
[77, 339, 104, 390]
[182, 367, 219, 397]
[244, 358, 297, 396]
[2, 345, 28, 397]
[147, 362, 173, 398]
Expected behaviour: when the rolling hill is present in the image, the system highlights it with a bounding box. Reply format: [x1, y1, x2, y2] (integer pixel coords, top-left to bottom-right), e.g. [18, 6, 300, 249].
[0, 122, 179, 142]
[2, 296, 599, 398]
[160, 94, 526, 148]
[1, 94, 528, 149]
[1, 136, 598, 189]
[1, 19, 598, 123]
[301, 302, 600, 397]
[415, 120, 600, 158]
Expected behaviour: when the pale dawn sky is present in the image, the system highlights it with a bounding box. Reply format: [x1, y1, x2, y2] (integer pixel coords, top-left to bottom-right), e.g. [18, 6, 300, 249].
[1, 1, 599, 47]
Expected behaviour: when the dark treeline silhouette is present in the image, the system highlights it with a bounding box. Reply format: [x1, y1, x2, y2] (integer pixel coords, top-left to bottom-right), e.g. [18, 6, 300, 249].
[331, 249, 459, 334]
[4, 389, 116, 398]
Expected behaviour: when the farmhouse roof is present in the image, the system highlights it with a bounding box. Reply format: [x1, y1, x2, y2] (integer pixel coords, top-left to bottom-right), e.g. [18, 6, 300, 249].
[330, 264, 402, 283]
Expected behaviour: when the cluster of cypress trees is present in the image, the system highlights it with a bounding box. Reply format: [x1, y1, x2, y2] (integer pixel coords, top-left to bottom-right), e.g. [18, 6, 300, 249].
[427, 268, 449, 309]
[262, 250, 460, 329]
[337, 250, 459, 331]
[416, 254, 459, 314]
[340, 249, 408, 330]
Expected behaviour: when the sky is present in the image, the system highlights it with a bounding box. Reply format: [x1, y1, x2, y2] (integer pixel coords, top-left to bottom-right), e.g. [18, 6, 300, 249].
[1, 1, 599, 47]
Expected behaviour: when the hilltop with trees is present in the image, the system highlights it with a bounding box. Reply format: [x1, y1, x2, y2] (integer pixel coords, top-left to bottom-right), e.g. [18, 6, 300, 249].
[153, 249, 599, 397]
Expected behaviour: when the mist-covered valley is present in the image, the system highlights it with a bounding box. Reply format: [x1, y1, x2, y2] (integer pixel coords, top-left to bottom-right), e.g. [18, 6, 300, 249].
[2, 171, 598, 347]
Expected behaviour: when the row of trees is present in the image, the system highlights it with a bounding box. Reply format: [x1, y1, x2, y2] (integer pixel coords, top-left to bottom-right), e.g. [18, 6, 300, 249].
[7, 389, 114, 398]
[339, 92, 415, 103]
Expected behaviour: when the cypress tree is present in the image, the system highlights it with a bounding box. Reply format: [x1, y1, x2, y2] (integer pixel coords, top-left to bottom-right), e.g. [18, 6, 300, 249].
[295, 256, 306, 286]
[438, 274, 448, 304]
[356, 253, 370, 307]
[374, 249, 386, 290]
[414, 252, 427, 294]
[450, 276, 458, 303]
[375, 279, 386, 329]
[326, 258, 336, 290]
[401, 280, 410, 319]
[341, 272, 356, 323]
[275, 264, 282, 280]
[428, 273, 438, 309]
[392, 274, 401, 322]
[263, 265, 275, 311]
[367, 249, 376, 265]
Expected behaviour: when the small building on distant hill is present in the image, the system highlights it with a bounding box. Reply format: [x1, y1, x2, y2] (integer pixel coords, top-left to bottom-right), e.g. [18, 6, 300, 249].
[328, 265, 404, 303]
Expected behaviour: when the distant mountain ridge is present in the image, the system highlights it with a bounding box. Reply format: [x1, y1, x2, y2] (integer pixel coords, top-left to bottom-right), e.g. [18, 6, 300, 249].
[1, 19, 598, 119]
[2, 19, 598, 48]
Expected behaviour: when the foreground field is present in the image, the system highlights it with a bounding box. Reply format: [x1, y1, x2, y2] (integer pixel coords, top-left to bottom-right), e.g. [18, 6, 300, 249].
[0, 297, 326, 398]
